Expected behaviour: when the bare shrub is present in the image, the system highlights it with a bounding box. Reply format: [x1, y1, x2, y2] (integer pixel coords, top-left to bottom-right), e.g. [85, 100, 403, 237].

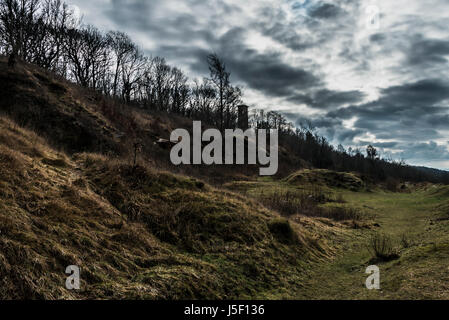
[400, 233, 413, 248]
[267, 218, 298, 245]
[257, 187, 328, 217]
[385, 178, 399, 192]
[368, 233, 400, 261]
[256, 188, 363, 221]
[335, 193, 346, 203]
[324, 206, 362, 221]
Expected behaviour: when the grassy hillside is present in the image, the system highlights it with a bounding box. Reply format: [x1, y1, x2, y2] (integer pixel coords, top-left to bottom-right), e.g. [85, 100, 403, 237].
[0, 115, 346, 299]
[1, 59, 449, 300]
[2, 112, 449, 299]
[0, 57, 308, 184]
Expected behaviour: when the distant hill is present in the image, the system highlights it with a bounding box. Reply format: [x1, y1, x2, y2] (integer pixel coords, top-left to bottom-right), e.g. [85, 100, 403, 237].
[414, 166, 449, 180]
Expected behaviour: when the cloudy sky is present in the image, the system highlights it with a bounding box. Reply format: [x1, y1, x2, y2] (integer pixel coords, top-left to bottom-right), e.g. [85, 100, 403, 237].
[68, 0, 449, 169]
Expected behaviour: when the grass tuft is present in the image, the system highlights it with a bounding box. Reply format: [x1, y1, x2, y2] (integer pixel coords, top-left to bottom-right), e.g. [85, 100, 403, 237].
[368, 233, 400, 262]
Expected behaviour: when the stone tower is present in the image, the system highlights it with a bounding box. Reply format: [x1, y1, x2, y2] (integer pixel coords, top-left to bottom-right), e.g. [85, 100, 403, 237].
[237, 105, 249, 130]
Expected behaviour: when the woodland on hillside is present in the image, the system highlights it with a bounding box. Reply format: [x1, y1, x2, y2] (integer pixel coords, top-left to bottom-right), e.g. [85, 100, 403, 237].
[1, 0, 448, 184]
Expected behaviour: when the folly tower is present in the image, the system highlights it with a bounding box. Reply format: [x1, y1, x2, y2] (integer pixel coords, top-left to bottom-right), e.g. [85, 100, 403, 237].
[237, 105, 249, 130]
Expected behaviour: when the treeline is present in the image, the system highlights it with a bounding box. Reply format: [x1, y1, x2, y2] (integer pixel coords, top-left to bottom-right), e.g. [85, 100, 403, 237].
[0, 0, 242, 130]
[1, 0, 448, 184]
[251, 109, 449, 184]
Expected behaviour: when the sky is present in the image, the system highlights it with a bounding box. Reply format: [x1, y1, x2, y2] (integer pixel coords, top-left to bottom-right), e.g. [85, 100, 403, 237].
[67, 0, 449, 170]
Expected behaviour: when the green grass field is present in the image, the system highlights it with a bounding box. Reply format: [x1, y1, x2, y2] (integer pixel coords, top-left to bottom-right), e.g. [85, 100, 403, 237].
[227, 175, 449, 300]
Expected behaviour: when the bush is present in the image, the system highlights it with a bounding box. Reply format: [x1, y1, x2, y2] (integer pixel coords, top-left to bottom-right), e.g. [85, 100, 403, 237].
[325, 206, 362, 221]
[256, 187, 328, 217]
[368, 233, 400, 261]
[335, 193, 346, 203]
[256, 188, 363, 221]
[268, 219, 298, 245]
[400, 233, 413, 248]
[385, 178, 399, 192]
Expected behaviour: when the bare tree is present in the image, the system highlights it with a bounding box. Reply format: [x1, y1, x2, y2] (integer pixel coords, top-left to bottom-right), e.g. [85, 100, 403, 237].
[121, 46, 145, 103]
[153, 57, 172, 111]
[367, 145, 378, 161]
[30, 0, 75, 70]
[170, 67, 189, 114]
[207, 53, 229, 131]
[106, 31, 134, 97]
[64, 25, 110, 89]
[189, 78, 215, 122]
[0, 0, 41, 59]
[224, 84, 242, 128]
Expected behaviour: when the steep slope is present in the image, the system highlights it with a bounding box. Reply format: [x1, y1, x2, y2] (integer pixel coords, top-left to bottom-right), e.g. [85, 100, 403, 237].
[0, 58, 309, 183]
[0, 57, 200, 174]
[0, 115, 342, 299]
[0, 59, 123, 154]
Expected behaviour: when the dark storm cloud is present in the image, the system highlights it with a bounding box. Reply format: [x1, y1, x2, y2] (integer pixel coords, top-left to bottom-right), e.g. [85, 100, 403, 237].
[288, 89, 366, 109]
[101, 0, 357, 103]
[293, 114, 341, 129]
[302, 77, 449, 162]
[70, 0, 449, 168]
[425, 114, 449, 127]
[369, 33, 386, 43]
[253, 5, 318, 51]
[336, 128, 365, 143]
[186, 27, 322, 97]
[357, 141, 398, 148]
[105, 0, 217, 43]
[105, 1, 322, 99]
[400, 141, 449, 161]
[407, 35, 449, 66]
[226, 50, 321, 97]
[258, 21, 313, 51]
[381, 79, 449, 106]
[308, 2, 345, 19]
[328, 79, 449, 122]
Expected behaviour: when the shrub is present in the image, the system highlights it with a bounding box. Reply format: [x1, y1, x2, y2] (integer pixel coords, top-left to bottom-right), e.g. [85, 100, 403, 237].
[268, 219, 298, 245]
[400, 233, 413, 248]
[325, 206, 363, 221]
[256, 188, 363, 221]
[368, 233, 400, 261]
[385, 178, 399, 192]
[335, 193, 346, 203]
[256, 187, 329, 217]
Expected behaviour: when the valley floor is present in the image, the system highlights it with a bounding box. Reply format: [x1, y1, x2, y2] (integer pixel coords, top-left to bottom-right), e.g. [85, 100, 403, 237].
[297, 186, 449, 299]
[229, 178, 449, 300]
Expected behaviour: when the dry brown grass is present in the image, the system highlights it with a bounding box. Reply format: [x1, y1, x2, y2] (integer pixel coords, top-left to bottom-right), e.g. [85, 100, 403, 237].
[0, 60, 354, 299]
[286, 169, 365, 191]
[0, 58, 307, 185]
[0, 113, 340, 299]
[255, 187, 363, 221]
